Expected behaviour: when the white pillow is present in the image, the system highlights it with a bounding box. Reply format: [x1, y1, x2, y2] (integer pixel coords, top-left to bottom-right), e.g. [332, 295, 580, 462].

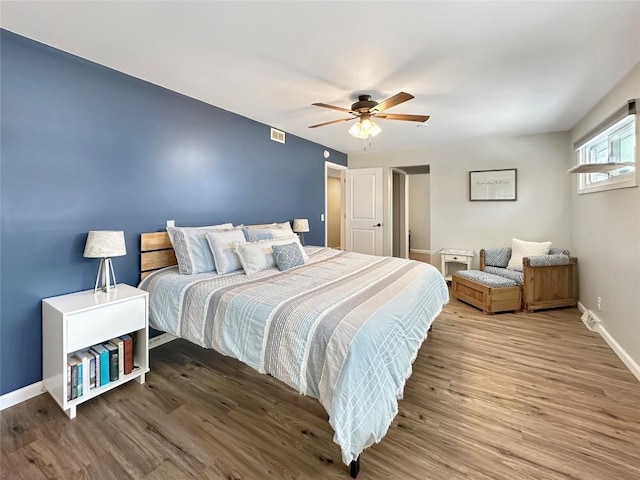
[274, 222, 294, 234]
[167, 223, 233, 275]
[206, 229, 246, 274]
[507, 238, 552, 271]
[271, 227, 294, 238]
[243, 222, 294, 235]
[234, 235, 306, 274]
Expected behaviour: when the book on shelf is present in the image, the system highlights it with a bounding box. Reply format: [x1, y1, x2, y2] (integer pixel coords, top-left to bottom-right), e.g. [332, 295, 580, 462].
[108, 337, 125, 378]
[68, 357, 81, 400]
[104, 343, 119, 382]
[76, 360, 83, 398]
[75, 350, 93, 395]
[91, 350, 100, 388]
[90, 344, 110, 387]
[66, 363, 72, 401]
[120, 334, 134, 375]
[90, 355, 96, 389]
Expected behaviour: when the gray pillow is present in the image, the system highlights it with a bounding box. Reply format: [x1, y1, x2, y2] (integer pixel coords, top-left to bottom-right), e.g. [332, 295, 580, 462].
[272, 242, 305, 271]
[242, 226, 274, 242]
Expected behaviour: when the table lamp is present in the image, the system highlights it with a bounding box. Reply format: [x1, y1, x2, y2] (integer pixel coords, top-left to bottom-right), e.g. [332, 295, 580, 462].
[84, 230, 126, 293]
[292, 219, 309, 246]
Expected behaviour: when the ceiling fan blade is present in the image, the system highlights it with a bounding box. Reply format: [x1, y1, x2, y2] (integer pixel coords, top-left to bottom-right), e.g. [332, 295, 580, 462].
[312, 102, 352, 114]
[309, 117, 357, 128]
[376, 113, 430, 122]
[369, 92, 414, 114]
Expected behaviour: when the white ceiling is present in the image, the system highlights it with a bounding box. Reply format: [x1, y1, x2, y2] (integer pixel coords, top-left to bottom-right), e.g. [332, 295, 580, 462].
[2, 1, 639, 154]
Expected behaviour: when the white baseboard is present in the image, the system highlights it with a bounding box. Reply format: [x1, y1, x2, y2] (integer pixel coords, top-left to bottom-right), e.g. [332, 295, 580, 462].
[410, 249, 431, 255]
[597, 324, 640, 382]
[0, 381, 45, 411]
[149, 333, 177, 349]
[577, 302, 640, 382]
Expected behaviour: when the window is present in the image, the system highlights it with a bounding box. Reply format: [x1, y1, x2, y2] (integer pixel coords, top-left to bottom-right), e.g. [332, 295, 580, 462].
[572, 99, 637, 194]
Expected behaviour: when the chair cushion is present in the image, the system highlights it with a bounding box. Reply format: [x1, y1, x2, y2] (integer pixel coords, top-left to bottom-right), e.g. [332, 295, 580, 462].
[526, 254, 570, 267]
[455, 270, 519, 288]
[483, 247, 512, 268]
[549, 247, 570, 256]
[484, 266, 524, 285]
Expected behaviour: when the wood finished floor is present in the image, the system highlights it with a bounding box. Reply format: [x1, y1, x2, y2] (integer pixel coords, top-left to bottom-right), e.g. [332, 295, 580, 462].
[2, 300, 639, 480]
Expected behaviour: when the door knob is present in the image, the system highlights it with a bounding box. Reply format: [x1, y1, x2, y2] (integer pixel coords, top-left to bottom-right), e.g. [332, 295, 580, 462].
[373, 223, 382, 227]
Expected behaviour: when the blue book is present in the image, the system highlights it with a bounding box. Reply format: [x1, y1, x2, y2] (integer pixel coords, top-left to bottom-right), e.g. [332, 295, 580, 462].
[104, 343, 119, 382]
[76, 362, 83, 398]
[90, 344, 110, 386]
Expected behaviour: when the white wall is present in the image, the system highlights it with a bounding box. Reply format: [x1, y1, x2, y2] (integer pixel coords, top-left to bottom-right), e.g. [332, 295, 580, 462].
[409, 174, 430, 251]
[348, 132, 572, 268]
[570, 63, 640, 372]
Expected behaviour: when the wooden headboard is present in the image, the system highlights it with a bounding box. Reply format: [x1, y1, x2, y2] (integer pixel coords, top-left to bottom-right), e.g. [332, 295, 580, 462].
[140, 224, 282, 280]
[140, 232, 176, 280]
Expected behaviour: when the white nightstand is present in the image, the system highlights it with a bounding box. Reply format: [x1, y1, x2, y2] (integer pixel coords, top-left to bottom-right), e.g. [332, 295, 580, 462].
[438, 249, 475, 282]
[42, 284, 149, 419]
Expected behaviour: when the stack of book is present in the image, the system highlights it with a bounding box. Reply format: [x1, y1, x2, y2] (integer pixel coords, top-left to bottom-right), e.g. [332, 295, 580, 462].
[66, 333, 135, 401]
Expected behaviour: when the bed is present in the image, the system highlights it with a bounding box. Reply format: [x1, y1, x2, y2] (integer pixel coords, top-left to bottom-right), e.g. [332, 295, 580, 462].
[138, 229, 449, 477]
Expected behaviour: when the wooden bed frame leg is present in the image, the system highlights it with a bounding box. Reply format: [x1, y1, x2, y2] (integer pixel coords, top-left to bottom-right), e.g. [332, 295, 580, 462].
[349, 457, 360, 478]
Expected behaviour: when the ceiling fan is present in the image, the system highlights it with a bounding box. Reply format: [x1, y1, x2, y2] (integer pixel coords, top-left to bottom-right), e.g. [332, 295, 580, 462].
[309, 92, 429, 139]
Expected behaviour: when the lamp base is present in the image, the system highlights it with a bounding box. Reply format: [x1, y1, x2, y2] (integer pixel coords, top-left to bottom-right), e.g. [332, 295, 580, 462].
[94, 257, 118, 293]
[298, 232, 306, 246]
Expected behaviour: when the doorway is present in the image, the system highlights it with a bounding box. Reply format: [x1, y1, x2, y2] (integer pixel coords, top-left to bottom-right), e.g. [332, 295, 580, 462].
[325, 162, 347, 249]
[391, 165, 431, 263]
[391, 169, 408, 258]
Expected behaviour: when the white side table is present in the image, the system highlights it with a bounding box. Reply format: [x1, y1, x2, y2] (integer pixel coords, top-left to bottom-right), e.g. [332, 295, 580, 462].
[42, 284, 149, 419]
[438, 249, 475, 282]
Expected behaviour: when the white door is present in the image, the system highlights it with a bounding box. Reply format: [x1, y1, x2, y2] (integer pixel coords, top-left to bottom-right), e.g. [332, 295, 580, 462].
[346, 167, 384, 255]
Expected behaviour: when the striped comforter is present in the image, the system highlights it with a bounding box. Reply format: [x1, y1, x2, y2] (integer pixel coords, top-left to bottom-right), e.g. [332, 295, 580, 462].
[140, 247, 449, 465]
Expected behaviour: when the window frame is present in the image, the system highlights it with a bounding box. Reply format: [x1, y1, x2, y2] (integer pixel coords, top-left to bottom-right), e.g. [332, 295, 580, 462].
[574, 100, 637, 195]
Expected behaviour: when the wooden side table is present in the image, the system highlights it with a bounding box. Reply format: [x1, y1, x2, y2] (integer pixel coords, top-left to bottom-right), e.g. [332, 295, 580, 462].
[438, 249, 475, 282]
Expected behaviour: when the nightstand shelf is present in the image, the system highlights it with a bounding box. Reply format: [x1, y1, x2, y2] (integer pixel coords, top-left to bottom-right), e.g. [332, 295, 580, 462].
[42, 284, 149, 419]
[63, 366, 144, 409]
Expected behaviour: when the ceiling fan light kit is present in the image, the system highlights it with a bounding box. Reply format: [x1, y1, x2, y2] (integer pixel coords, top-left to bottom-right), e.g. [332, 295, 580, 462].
[349, 117, 382, 139]
[309, 92, 430, 140]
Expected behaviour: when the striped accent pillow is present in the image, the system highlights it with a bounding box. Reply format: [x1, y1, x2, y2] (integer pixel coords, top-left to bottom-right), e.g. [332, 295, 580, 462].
[167, 224, 233, 275]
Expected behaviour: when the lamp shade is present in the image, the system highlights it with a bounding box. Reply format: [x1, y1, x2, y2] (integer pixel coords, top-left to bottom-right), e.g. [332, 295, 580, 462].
[292, 219, 310, 233]
[83, 231, 126, 258]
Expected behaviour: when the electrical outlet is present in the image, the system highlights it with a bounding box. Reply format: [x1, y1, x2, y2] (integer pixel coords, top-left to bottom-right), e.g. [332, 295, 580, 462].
[597, 297, 602, 311]
[167, 220, 175, 227]
[321, 213, 325, 221]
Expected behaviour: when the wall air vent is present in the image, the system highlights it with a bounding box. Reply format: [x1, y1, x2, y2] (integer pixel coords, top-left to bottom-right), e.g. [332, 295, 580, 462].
[270, 128, 285, 144]
[581, 310, 600, 331]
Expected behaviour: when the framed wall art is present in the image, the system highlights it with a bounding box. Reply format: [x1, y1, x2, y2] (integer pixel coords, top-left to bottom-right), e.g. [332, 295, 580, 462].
[469, 168, 517, 201]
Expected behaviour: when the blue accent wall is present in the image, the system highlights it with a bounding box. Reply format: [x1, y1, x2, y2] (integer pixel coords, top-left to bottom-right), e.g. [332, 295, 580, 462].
[0, 30, 347, 395]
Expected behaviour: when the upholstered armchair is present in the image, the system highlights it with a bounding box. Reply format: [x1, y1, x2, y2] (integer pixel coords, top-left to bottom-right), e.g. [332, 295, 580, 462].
[479, 247, 578, 312]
